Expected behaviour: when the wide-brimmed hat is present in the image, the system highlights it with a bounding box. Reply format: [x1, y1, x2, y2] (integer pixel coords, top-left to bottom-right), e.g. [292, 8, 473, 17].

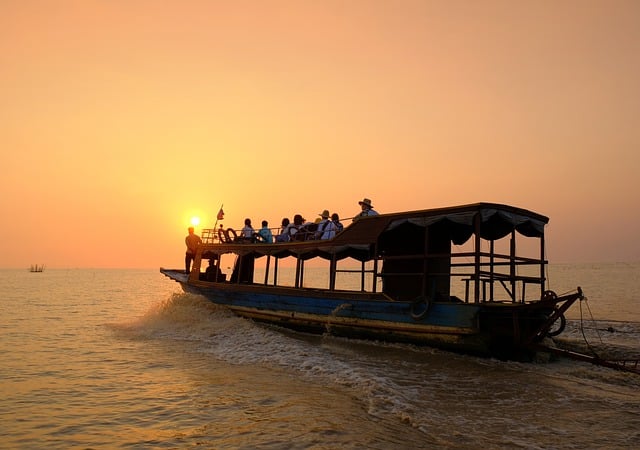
[358, 198, 373, 208]
[318, 209, 330, 218]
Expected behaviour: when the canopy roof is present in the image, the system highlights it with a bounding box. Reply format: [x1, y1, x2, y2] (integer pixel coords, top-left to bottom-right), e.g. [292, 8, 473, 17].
[200, 202, 548, 262]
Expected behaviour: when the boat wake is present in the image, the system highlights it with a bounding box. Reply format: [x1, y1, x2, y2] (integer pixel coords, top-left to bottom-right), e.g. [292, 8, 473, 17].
[111, 293, 468, 432]
[111, 293, 640, 445]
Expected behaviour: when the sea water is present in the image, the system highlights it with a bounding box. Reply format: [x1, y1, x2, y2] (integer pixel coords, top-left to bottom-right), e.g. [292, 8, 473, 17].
[0, 264, 639, 449]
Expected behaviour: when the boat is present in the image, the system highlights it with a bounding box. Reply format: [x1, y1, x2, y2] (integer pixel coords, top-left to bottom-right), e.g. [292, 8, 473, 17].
[30, 264, 45, 273]
[161, 202, 584, 360]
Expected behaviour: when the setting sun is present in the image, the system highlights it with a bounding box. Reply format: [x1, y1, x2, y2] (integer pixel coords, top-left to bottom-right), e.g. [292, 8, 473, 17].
[190, 217, 200, 227]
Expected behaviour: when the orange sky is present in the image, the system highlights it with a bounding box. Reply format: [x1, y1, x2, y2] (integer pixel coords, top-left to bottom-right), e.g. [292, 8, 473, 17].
[1, 0, 639, 268]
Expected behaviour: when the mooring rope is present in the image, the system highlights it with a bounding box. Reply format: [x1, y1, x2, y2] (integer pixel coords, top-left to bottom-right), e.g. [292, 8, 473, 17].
[578, 294, 603, 358]
[576, 295, 640, 373]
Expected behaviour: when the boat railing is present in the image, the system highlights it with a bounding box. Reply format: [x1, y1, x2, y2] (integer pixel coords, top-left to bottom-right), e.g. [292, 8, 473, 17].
[201, 227, 284, 244]
[201, 228, 218, 243]
[377, 250, 545, 303]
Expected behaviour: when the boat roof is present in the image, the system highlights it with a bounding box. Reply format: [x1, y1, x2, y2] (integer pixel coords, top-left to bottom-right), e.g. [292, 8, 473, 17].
[201, 202, 549, 261]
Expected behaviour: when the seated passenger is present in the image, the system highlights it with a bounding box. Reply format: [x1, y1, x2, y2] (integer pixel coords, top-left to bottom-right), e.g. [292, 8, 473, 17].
[315, 210, 333, 239]
[354, 197, 379, 220]
[241, 218, 255, 238]
[289, 214, 304, 241]
[257, 220, 273, 243]
[205, 259, 226, 281]
[331, 213, 344, 233]
[276, 218, 290, 242]
[317, 210, 337, 240]
[295, 216, 320, 241]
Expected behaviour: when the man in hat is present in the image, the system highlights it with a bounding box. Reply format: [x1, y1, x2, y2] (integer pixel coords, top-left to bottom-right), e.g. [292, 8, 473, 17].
[316, 209, 337, 239]
[355, 198, 379, 219]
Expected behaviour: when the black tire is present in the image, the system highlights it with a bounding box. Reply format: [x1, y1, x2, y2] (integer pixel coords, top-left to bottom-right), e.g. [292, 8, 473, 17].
[547, 312, 566, 337]
[410, 296, 431, 320]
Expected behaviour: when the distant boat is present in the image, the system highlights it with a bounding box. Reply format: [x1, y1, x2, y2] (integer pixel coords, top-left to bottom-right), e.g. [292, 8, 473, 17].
[30, 264, 45, 273]
[161, 202, 585, 361]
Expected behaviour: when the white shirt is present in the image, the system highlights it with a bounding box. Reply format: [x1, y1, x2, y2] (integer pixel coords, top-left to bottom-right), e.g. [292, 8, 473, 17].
[357, 208, 379, 218]
[319, 220, 337, 239]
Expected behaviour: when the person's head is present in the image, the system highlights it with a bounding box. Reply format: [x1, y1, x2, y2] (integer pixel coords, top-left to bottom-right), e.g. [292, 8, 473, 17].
[293, 214, 303, 225]
[281, 217, 290, 227]
[319, 209, 330, 220]
[245, 218, 251, 226]
[188, 226, 194, 234]
[262, 220, 268, 227]
[359, 198, 373, 210]
[331, 213, 339, 222]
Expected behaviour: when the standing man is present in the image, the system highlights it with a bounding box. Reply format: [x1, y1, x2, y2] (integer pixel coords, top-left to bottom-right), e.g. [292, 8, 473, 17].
[185, 226, 202, 274]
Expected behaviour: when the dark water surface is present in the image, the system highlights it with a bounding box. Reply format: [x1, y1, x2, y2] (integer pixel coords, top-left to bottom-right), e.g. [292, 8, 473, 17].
[1, 265, 639, 449]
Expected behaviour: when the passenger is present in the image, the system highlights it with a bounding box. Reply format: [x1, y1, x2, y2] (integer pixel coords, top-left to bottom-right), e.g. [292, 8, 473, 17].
[257, 220, 273, 243]
[354, 197, 379, 219]
[276, 218, 291, 242]
[289, 214, 304, 241]
[205, 258, 225, 281]
[241, 218, 255, 239]
[331, 213, 344, 233]
[299, 216, 318, 241]
[185, 226, 202, 274]
[316, 209, 335, 240]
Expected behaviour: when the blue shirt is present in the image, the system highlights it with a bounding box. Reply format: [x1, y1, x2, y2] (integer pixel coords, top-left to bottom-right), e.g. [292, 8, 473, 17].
[258, 227, 273, 243]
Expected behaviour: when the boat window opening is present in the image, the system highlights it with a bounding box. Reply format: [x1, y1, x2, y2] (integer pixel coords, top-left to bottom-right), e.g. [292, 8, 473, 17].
[334, 258, 377, 292]
[375, 217, 548, 304]
[194, 248, 546, 303]
[458, 229, 546, 303]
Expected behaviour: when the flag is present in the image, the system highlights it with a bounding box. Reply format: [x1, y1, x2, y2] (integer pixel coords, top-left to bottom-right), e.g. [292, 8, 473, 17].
[217, 208, 224, 220]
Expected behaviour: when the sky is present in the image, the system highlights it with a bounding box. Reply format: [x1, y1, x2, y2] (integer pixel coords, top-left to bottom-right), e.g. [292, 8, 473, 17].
[1, 0, 639, 268]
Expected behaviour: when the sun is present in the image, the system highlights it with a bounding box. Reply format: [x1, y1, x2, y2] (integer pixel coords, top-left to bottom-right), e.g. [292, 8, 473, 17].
[190, 216, 201, 227]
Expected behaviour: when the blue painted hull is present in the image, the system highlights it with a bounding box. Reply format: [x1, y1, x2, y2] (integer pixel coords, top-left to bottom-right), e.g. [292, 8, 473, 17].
[160, 269, 557, 358]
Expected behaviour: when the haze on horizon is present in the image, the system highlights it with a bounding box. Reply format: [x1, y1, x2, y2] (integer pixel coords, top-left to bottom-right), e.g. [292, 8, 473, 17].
[1, 0, 639, 269]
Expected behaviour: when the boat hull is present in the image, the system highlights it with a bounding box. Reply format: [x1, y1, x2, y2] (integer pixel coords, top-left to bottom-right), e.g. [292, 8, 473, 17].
[161, 268, 558, 359]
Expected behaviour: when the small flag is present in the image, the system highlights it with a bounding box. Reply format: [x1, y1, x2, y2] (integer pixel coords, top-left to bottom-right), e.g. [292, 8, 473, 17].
[217, 208, 225, 220]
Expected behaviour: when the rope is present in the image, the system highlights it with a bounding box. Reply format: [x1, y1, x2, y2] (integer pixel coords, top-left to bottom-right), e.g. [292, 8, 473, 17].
[578, 294, 603, 358]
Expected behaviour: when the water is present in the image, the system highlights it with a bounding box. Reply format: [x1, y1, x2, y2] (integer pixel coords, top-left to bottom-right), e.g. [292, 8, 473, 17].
[1, 264, 639, 449]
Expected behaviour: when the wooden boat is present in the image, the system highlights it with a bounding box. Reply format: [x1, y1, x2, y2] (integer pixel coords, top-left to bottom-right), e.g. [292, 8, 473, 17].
[161, 202, 583, 360]
[30, 264, 45, 273]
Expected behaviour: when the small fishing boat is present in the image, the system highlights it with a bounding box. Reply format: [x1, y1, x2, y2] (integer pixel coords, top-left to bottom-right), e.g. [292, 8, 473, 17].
[30, 264, 45, 273]
[161, 202, 584, 360]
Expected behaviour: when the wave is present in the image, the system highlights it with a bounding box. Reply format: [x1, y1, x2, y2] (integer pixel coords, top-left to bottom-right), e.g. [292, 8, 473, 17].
[109, 293, 462, 431]
[110, 292, 640, 442]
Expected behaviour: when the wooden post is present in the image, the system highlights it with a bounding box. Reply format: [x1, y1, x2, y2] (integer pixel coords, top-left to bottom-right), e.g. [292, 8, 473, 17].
[540, 233, 546, 298]
[295, 257, 301, 288]
[474, 213, 481, 303]
[274, 257, 279, 286]
[329, 255, 337, 290]
[264, 255, 271, 285]
[489, 240, 495, 302]
[423, 223, 429, 298]
[510, 230, 516, 302]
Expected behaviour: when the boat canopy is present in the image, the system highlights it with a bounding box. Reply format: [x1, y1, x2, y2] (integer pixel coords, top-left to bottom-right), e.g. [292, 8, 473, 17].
[200, 203, 548, 262]
[387, 206, 547, 244]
